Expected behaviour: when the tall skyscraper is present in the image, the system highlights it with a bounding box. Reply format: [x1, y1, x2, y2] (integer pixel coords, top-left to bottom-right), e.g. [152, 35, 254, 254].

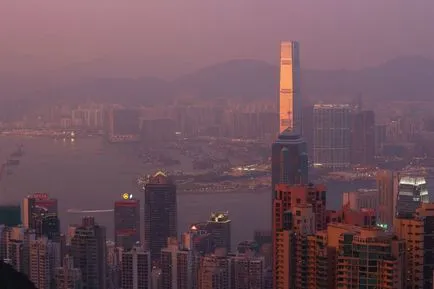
[376, 170, 399, 229]
[272, 184, 326, 289]
[396, 176, 429, 217]
[54, 255, 83, 289]
[22, 193, 58, 231]
[351, 110, 375, 165]
[70, 217, 107, 289]
[271, 130, 308, 190]
[206, 211, 231, 253]
[114, 194, 140, 250]
[121, 246, 151, 289]
[144, 171, 177, 265]
[313, 104, 352, 170]
[279, 41, 301, 134]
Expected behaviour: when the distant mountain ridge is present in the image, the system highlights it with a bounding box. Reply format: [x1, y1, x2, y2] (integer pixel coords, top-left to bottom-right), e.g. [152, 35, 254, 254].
[0, 56, 434, 119]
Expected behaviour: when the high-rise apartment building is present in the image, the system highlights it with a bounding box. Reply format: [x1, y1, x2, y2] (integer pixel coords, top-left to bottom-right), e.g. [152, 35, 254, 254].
[54, 255, 83, 289]
[121, 246, 151, 289]
[144, 171, 177, 265]
[313, 104, 352, 170]
[230, 254, 265, 289]
[161, 237, 200, 289]
[206, 211, 231, 253]
[396, 176, 429, 217]
[272, 184, 326, 289]
[271, 130, 308, 190]
[376, 170, 400, 229]
[198, 250, 231, 289]
[351, 110, 375, 165]
[307, 223, 406, 289]
[279, 41, 301, 134]
[335, 227, 406, 288]
[70, 217, 107, 289]
[395, 203, 434, 288]
[114, 195, 140, 250]
[29, 237, 57, 289]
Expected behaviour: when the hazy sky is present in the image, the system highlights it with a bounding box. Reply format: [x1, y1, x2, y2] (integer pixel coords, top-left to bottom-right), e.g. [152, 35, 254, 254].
[1, 0, 434, 78]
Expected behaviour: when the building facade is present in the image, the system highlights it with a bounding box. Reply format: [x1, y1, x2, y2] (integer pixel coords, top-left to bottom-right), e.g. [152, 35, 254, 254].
[313, 104, 352, 170]
[114, 196, 140, 250]
[279, 41, 301, 135]
[144, 171, 177, 265]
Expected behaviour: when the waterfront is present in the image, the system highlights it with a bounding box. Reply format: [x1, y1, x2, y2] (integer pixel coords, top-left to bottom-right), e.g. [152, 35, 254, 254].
[2, 136, 428, 249]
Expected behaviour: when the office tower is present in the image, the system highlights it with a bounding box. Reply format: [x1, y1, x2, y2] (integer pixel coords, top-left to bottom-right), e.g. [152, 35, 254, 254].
[302, 105, 314, 158]
[34, 213, 61, 241]
[107, 107, 141, 143]
[144, 171, 177, 265]
[313, 104, 352, 170]
[198, 251, 230, 289]
[342, 189, 377, 210]
[55, 255, 83, 289]
[121, 246, 151, 289]
[22, 193, 58, 230]
[114, 194, 140, 250]
[396, 176, 429, 217]
[351, 110, 375, 165]
[0, 204, 21, 226]
[230, 254, 264, 289]
[161, 237, 200, 289]
[206, 211, 231, 253]
[70, 217, 107, 289]
[376, 170, 400, 229]
[29, 237, 56, 289]
[271, 130, 308, 190]
[335, 227, 406, 288]
[272, 184, 326, 289]
[182, 224, 214, 255]
[279, 41, 301, 134]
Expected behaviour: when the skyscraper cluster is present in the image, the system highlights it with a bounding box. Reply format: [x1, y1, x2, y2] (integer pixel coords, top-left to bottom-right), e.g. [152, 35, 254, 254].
[271, 40, 434, 289]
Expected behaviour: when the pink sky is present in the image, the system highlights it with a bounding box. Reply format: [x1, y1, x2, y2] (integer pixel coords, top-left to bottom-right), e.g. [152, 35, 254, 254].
[1, 0, 434, 78]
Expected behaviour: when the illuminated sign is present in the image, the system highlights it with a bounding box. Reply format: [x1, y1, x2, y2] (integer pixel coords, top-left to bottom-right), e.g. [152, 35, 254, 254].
[32, 193, 49, 200]
[122, 193, 133, 200]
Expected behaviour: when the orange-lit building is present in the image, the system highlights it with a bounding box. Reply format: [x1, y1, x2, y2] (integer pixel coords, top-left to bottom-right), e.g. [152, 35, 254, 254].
[307, 223, 406, 289]
[272, 183, 326, 289]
